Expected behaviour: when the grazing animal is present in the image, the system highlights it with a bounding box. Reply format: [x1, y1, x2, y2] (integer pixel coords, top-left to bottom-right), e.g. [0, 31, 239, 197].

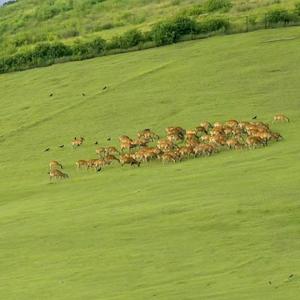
[72, 137, 85, 147]
[96, 147, 106, 156]
[273, 114, 289, 123]
[137, 129, 159, 141]
[104, 155, 119, 164]
[119, 155, 141, 167]
[225, 120, 239, 128]
[49, 160, 63, 170]
[271, 132, 282, 141]
[161, 153, 177, 163]
[157, 139, 175, 151]
[49, 169, 69, 180]
[119, 135, 133, 143]
[178, 146, 194, 158]
[199, 122, 212, 132]
[193, 144, 215, 156]
[245, 136, 264, 148]
[195, 126, 207, 135]
[165, 127, 186, 140]
[186, 130, 198, 141]
[120, 140, 137, 152]
[90, 159, 108, 170]
[105, 146, 119, 155]
[76, 160, 89, 169]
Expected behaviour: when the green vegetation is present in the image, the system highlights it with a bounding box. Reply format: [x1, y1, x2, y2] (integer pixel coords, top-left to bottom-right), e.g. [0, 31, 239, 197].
[0, 27, 300, 299]
[204, 0, 232, 12]
[1, 0, 300, 73]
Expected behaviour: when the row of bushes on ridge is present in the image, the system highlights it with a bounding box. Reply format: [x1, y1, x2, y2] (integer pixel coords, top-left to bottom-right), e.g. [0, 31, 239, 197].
[0, 16, 229, 73]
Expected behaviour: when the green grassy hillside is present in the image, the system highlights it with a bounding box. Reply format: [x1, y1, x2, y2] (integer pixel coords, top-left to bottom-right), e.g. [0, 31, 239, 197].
[0, 27, 300, 299]
[1, 0, 299, 58]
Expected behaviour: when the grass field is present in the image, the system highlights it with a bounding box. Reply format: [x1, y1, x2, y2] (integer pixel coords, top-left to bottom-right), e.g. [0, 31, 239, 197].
[0, 26, 300, 299]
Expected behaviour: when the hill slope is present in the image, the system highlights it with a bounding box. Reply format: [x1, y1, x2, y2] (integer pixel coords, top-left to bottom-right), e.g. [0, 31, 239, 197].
[0, 27, 300, 299]
[0, 0, 298, 58]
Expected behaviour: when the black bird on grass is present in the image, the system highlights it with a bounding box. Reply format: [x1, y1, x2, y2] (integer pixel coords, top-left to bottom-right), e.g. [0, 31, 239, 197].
[97, 168, 102, 172]
[44, 148, 50, 152]
[59, 145, 64, 148]
[49, 93, 53, 97]
[82, 93, 86, 96]
[252, 115, 257, 120]
[102, 86, 108, 90]
[107, 137, 111, 141]
[289, 274, 294, 279]
[94, 141, 98, 145]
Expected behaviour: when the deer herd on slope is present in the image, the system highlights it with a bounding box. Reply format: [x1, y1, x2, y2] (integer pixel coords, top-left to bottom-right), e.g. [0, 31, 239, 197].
[48, 113, 289, 181]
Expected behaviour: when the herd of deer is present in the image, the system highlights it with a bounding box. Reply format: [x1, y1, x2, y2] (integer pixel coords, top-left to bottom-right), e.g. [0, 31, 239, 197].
[48, 113, 289, 181]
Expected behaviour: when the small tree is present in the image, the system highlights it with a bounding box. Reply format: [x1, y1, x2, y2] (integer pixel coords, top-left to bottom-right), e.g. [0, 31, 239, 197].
[266, 9, 295, 25]
[295, 2, 300, 16]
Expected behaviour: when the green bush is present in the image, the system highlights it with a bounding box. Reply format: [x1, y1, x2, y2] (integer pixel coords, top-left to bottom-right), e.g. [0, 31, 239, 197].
[72, 37, 106, 56]
[198, 18, 230, 33]
[150, 16, 198, 46]
[108, 29, 145, 49]
[266, 9, 295, 24]
[32, 42, 72, 60]
[295, 2, 300, 16]
[0, 42, 72, 72]
[204, 0, 232, 12]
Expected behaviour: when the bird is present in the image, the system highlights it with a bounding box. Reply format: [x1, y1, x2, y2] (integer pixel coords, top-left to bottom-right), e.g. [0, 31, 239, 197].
[97, 168, 102, 172]
[102, 86, 107, 90]
[82, 93, 85, 96]
[44, 148, 50, 152]
[268, 281, 272, 285]
[289, 274, 294, 278]
[252, 115, 257, 120]
[59, 145, 64, 148]
[94, 141, 98, 145]
[107, 137, 111, 141]
[49, 93, 53, 97]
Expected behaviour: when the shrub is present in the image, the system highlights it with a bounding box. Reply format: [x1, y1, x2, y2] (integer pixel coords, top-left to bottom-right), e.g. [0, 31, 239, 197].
[150, 16, 198, 46]
[72, 37, 106, 56]
[266, 9, 295, 24]
[32, 42, 72, 60]
[295, 2, 300, 16]
[0, 42, 73, 73]
[150, 21, 177, 45]
[88, 37, 106, 54]
[204, 0, 232, 12]
[198, 17, 230, 33]
[108, 29, 144, 49]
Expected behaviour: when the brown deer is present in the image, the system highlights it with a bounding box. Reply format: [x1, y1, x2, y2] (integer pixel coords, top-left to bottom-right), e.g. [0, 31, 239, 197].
[273, 114, 289, 123]
[72, 137, 85, 148]
[49, 169, 69, 180]
[49, 160, 63, 170]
